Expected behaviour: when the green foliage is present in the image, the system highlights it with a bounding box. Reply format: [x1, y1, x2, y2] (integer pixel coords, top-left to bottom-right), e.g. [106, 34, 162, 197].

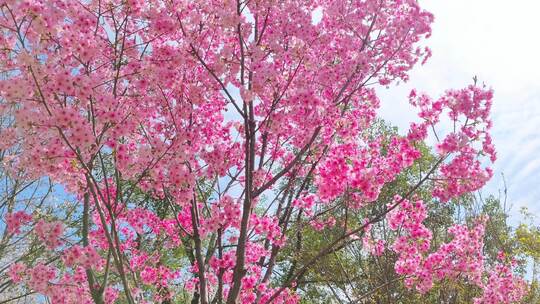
[273, 121, 539, 303]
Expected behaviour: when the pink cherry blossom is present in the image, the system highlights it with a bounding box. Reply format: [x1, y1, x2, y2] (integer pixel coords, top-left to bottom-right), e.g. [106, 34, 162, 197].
[0, 0, 525, 303]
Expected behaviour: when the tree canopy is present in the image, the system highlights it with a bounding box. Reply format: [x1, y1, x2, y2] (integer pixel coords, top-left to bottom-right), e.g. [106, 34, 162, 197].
[0, 1, 533, 303]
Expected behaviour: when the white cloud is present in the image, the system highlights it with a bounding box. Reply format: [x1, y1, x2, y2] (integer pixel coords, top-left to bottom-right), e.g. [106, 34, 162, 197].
[379, 0, 540, 220]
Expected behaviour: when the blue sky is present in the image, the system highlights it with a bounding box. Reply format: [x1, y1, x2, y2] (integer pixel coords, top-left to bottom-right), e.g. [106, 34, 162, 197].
[378, 0, 540, 221]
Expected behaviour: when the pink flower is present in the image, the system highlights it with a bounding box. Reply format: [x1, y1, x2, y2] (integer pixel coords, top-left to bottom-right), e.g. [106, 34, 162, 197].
[4, 211, 32, 234]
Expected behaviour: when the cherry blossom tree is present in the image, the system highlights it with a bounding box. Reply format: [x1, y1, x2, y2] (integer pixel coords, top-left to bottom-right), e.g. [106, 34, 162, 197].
[0, 86, 80, 303]
[0, 0, 527, 303]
